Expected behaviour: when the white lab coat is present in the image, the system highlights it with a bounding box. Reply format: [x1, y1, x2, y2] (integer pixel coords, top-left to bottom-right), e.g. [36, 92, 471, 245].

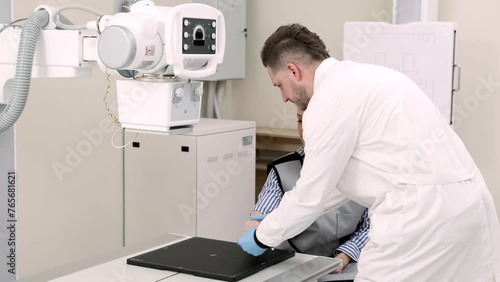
[256, 58, 500, 281]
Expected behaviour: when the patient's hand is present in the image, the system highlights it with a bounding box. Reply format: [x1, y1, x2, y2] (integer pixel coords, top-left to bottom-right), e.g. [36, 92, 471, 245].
[242, 219, 261, 235]
[241, 211, 266, 235]
[331, 252, 352, 273]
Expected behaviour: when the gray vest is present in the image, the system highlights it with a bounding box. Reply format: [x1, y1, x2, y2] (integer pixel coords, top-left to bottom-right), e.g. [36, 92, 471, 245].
[269, 151, 365, 257]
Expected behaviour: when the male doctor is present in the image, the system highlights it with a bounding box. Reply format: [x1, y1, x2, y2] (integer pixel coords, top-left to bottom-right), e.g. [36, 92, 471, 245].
[238, 23, 500, 282]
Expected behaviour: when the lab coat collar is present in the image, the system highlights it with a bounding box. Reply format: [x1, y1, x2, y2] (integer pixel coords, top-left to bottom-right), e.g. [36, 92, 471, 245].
[313, 57, 339, 91]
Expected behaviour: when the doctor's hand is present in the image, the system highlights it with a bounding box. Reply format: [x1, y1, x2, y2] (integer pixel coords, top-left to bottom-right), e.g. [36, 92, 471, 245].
[237, 227, 267, 256]
[242, 213, 267, 235]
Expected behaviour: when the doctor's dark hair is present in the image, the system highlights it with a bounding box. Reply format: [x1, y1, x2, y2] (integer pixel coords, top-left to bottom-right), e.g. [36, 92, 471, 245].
[261, 23, 330, 72]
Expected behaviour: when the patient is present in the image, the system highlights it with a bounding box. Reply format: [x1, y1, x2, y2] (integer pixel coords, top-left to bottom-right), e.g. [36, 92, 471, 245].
[245, 107, 370, 272]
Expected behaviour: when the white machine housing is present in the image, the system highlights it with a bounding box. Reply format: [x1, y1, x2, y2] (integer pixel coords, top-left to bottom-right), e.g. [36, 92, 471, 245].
[0, 1, 226, 134]
[116, 78, 204, 133]
[124, 118, 256, 245]
[97, 1, 226, 79]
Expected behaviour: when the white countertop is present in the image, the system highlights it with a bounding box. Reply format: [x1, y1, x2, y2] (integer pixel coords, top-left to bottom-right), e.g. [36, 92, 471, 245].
[15, 234, 341, 282]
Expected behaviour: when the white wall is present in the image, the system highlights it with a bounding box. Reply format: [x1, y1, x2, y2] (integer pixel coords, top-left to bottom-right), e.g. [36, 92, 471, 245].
[13, 1, 123, 278]
[0, 0, 10, 22]
[226, 0, 500, 218]
[439, 0, 500, 219]
[226, 0, 393, 128]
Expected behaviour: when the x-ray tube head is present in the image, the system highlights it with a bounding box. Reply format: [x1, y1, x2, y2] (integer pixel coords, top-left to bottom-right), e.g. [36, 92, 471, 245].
[97, 2, 226, 80]
[96, 2, 226, 134]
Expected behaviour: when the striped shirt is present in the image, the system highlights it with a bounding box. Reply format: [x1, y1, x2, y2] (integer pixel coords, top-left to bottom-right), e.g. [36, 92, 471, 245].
[254, 146, 370, 261]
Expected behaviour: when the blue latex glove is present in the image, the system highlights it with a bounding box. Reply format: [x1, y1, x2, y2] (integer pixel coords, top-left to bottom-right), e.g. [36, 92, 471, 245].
[237, 227, 266, 256]
[250, 214, 267, 221]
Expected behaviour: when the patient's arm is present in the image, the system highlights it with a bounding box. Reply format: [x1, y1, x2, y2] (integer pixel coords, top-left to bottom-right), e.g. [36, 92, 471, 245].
[253, 169, 283, 214]
[250, 210, 263, 217]
[333, 209, 370, 269]
[333, 252, 352, 273]
[242, 169, 284, 234]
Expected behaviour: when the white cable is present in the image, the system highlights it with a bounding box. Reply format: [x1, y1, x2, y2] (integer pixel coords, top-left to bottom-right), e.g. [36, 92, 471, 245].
[52, 4, 105, 30]
[206, 81, 217, 118]
[111, 128, 139, 149]
[214, 80, 227, 119]
[214, 92, 221, 119]
[0, 18, 27, 34]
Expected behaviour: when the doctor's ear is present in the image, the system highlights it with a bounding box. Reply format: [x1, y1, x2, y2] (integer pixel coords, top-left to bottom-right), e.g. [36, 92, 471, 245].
[285, 63, 301, 82]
